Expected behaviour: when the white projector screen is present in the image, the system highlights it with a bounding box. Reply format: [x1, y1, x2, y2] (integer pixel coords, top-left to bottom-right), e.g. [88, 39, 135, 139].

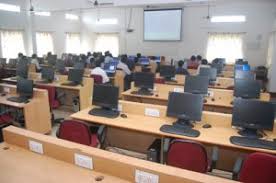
[144, 9, 182, 41]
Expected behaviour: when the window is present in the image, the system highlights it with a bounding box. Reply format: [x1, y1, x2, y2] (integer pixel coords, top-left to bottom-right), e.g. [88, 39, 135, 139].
[206, 33, 244, 64]
[94, 34, 119, 57]
[0, 3, 20, 12]
[267, 32, 276, 67]
[65, 14, 79, 20]
[211, 16, 246, 23]
[36, 32, 54, 57]
[34, 11, 51, 16]
[1, 30, 25, 59]
[66, 33, 81, 54]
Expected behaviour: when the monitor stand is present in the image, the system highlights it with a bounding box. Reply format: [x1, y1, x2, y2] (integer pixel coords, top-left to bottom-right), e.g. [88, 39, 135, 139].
[131, 88, 153, 96]
[238, 128, 263, 138]
[89, 107, 120, 119]
[160, 117, 200, 137]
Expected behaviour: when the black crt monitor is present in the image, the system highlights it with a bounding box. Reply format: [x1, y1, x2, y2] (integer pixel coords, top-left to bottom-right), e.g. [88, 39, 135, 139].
[160, 65, 176, 80]
[0, 58, 7, 66]
[41, 67, 55, 82]
[235, 70, 255, 80]
[48, 55, 57, 66]
[104, 62, 117, 74]
[56, 59, 66, 73]
[184, 75, 209, 95]
[8, 59, 17, 68]
[211, 63, 223, 74]
[232, 98, 275, 138]
[89, 85, 120, 118]
[132, 72, 155, 95]
[234, 79, 261, 99]
[17, 79, 34, 99]
[74, 62, 85, 70]
[68, 69, 84, 84]
[139, 58, 150, 65]
[16, 62, 28, 79]
[167, 92, 204, 129]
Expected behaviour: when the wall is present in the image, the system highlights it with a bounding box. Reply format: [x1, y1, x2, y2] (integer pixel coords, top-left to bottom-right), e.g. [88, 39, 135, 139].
[82, 0, 276, 67]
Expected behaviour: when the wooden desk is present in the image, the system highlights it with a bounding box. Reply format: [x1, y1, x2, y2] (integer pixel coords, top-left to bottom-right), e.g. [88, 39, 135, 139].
[188, 69, 234, 78]
[2, 73, 93, 111]
[1, 126, 236, 183]
[71, 100, 276, 171]
[0, 84, 51, 134]
[122, 83, 270, 114]
[156, 73, 234, 90]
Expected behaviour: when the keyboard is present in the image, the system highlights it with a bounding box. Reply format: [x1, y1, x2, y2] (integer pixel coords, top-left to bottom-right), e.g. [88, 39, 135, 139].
[36, 80, 51, 84]
[89, 108, 119, 119]
[7, 96, 28, 103]
[131, 90, 153, 96]
[160, 124, 200, 137]
[61, 82, 79, 86]
[10, 77, 18, 81]
[230, 136, 276, 150]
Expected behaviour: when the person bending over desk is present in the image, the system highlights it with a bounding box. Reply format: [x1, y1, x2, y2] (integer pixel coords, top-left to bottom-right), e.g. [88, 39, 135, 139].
[91, 60, 110, 84]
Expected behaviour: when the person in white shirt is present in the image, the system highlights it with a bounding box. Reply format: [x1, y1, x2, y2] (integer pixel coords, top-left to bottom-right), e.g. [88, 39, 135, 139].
[91, 61, 110, 84]
[31, 54, 41, 71]
[117, 55, 131, 77]
[104, 52, 113, 64]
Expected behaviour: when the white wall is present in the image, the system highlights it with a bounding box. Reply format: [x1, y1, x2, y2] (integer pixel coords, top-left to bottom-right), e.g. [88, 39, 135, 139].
[82, 0, 276, 67]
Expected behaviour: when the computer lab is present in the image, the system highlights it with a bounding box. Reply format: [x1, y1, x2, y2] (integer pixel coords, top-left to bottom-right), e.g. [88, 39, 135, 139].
[0, 0, 276, 183]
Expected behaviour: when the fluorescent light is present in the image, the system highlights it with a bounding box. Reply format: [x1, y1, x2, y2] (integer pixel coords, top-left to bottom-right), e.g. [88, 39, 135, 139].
[211, 16, 246, 23]
[34, 11, 51, 16]
[65, 13, 79, 20]
[0, 3, 20, 12]
[96, 18, 118, 25]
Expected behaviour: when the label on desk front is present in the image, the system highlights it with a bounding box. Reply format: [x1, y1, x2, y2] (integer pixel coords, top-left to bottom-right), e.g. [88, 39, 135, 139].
[135, 169, 159, 183]
[118, 104, 123, 112]
[74, 153, 93, 170]
[3, 87, 10, 93]
[29, 140, 44, 154]
[208, 91, 214, 97]
[173, 88, 184, 93]
[145, 108, 160, 118]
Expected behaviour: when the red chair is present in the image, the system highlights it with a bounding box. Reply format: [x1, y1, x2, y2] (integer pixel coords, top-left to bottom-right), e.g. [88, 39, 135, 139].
[0, 109, 13, 142]
[36, 85, 60, 109]
[56, 120, 106, 148]
[233, 152, 276, 183]
[155, 78, 165, 84]
[91, 74, 103, 84]
[163, 138, 218, 173]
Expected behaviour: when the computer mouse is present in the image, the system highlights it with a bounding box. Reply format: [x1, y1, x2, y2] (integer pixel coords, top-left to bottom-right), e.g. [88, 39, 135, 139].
[211, 98, 215, 102]
[120, 114, 127, 118]
[203, 99, 207, 103]
[230, 101, 234, 105]
[155, 94, 159, 97]
[1, 93, 6, 97]
[203, 124, 212, 129]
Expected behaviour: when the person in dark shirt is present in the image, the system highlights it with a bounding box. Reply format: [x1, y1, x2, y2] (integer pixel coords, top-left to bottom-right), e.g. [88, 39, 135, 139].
[176, 60, 190, 75]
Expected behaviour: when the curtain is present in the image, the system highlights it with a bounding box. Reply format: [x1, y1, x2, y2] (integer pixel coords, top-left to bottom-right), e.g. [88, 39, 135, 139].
[94, 33, 119, 57]
[267, 32, 276, 67]
[36, 32, 54, 57]
[206, 33, 244, 64]
[1, 30, 25, 59]
[66, 33, 81, 54]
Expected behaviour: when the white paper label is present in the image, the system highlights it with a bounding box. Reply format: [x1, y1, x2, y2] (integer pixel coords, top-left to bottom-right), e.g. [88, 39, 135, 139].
[173, 88, 184, 93]
[135, 170, 159, 183]
[74, 153, 93, 170]
[3, 87, 10, 93]
[118, 104, 123, 112]
[208, 91, 214, 97]
[29, 140, 44, 154]
[145, 108, 160, 117]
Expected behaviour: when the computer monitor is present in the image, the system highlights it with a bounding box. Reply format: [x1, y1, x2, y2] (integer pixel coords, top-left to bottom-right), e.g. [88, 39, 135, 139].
[17, 79, 34, 99]
[154, 56, 161, 62]
[8, 59, 17, 68]
[104, 62, 117, 74]
[232, 98, 275, 138]
[167, 92, 203, 125]
[139, 58, 150, 65]
[89, 85, 119, 118]
[160, 65, 176, 81]
[0, 58, 6, 66]
[48, 55, 57, 66]
[41, 67, 55, 82]
[56, 59, 66, 73]
[73, 62, 85, 70]
[68, 69, 84, 84]
[184, 76, 209, 95]
[235, 70, 255, 80]
[133, 72, 154, 95]
[199, 67, 217, 83]
[16, 62, 28, 79]
[242, 64, 250, 71]
[211, 63, 223, 74]
[234, 79, 261, 99]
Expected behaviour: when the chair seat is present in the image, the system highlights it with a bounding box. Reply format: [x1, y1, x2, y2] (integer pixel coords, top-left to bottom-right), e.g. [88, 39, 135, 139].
[90, 134, 99, 147]
[52, 100, 60, 109]
[0, 114, 13, 124]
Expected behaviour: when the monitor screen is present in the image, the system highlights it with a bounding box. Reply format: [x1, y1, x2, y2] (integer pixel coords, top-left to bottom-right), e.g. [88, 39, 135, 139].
[56, 60, 66, 72]
[184, 76, 209, 95]
[200, 67, 217, 81]
[41, 67, 55, 81]
[16, 62, 28, 78]
[235, 70, 255, 80]
[74, 62, 85, 70]
[93, 85, 119, 109]
[167, 92, 203, 121]
[68, 69, 84, 83]
[160, 65, 176, 78]
[234, 79, 261, 99]
[104, 62, 117, 73]
[209, 68, 217, 81]
[139, 58, 150, 65]
[134, 72, 154, 89]
[232, 98, 275, 131]
[211, 63, 223, 74]
[17, 79, 33, 98]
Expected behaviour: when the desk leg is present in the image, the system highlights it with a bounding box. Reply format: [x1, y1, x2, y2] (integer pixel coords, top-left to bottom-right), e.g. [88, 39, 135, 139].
[160, 137, 164, 164]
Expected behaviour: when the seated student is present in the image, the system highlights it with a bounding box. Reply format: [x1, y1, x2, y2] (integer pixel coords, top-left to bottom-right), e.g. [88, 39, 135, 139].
[176, 60, 190, 75]
[196, 55, 202, 64]
[91, 60, 110, 84]
[104, 51, 113, 64]
[187, 55, 199, 69]
[117, 55, 132, 90]
[197, 59, 210, 74]
[86, 52, 93, 64]
[201, 59, 208, 65]
[31, 54, 41, 72]
[134, 53, 142, 64]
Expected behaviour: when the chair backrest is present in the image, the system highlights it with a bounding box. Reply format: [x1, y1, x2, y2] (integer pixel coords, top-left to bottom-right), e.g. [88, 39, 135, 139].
[239, 153, 276, 183]
[167, 139, 208, 173]
[58, 120, 91, 146]
[91, 74, 103, 84]
[155, 78, 165, 84]
[36, 85, 56, 109]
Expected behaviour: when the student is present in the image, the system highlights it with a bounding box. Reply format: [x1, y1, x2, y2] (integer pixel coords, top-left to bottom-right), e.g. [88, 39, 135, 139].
[104, 51, 113, 64]
[134, 53, 142, 64]
[17, 53, 24, 62]
[91, 60, 110, 84]
[117, 55, 132, 90]
[86, 52, 93, 64]
[201, 59, 208, 65]
[31, 54, 41, 72]
[196, 55, 202, 63]
[188, 55, 199, 69]
[176, 60, 190, 75]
